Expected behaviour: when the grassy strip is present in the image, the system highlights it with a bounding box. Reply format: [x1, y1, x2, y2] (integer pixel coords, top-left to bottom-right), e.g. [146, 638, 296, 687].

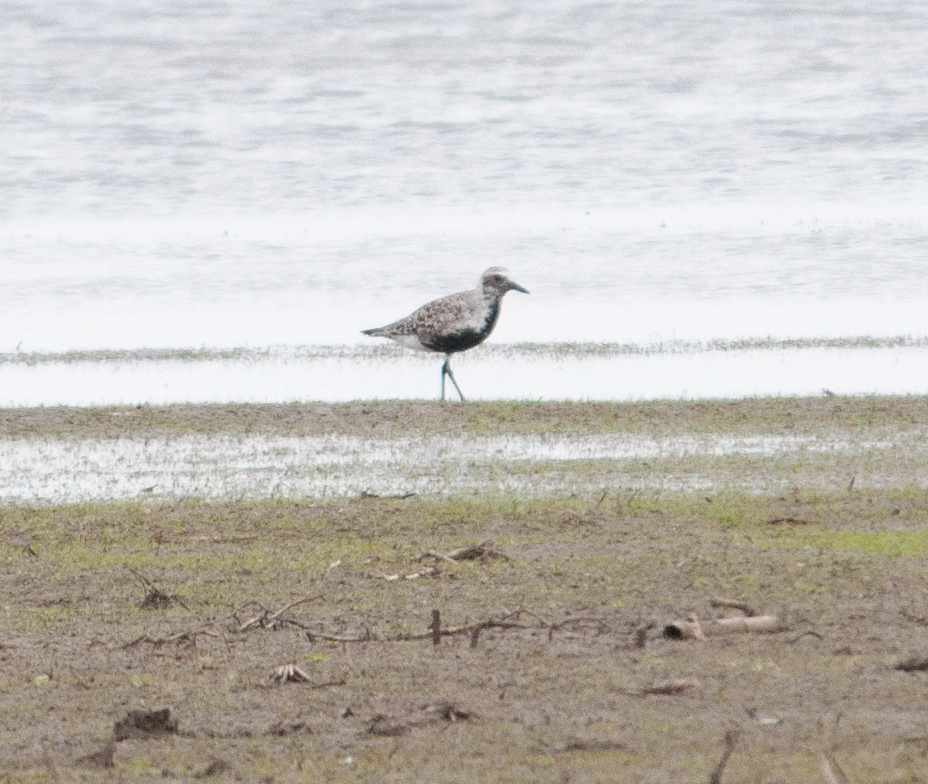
[3, 395, 928, 439]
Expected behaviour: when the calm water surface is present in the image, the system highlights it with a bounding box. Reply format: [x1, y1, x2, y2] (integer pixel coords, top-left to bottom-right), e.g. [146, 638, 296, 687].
[1, 1, 926, 400]
[0, 430, 913, 503]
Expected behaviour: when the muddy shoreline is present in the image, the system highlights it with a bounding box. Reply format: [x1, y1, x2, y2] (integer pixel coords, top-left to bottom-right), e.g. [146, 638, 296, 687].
[3, 395, 928, 439]
[2, 398, 928, 781]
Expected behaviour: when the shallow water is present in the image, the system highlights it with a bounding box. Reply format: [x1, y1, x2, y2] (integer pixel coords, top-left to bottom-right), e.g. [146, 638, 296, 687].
[2, 1, 928, 373]
[3, 345, 928, 406]
[0, 430, 913, 504]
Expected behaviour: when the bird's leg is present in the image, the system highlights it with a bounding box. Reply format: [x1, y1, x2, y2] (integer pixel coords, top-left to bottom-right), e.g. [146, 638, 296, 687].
[443, 355, 466, 402]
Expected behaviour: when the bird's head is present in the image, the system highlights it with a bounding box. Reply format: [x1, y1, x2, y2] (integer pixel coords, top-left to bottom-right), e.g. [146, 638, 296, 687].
[480, 267, 529, 299]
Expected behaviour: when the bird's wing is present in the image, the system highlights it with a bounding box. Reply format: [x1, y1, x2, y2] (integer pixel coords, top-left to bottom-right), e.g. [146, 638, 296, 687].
[372, 290, 480, 340]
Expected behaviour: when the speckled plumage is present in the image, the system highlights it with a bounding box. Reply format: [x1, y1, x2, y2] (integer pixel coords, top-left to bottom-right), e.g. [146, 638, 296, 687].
[362, 267, 529, 400]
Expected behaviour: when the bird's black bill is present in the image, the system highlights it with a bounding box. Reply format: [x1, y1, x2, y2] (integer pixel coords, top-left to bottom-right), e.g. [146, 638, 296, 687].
[510, 282, 530, 294]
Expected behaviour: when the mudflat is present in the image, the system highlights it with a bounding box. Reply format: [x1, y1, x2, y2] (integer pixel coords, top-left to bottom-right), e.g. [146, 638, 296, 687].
[2, 398, 928, 782]
[3, 396, 928, 439]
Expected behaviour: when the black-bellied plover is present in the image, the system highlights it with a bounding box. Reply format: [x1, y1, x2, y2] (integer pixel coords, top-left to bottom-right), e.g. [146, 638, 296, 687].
[362, 267, 529, 401]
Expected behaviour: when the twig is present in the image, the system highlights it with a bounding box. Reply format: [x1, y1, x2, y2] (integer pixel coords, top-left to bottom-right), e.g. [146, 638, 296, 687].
[557, 738, 625, 753]
[125, 565, 188, 610]
[635, 623, 654, 649]
[307, 619, 532, 644]
[430, 610, 441, 646]
[505, 606, 545, 625]
[360, 490, 416, 499]
[266, 594, 325, 623]
[413, 540, 507, 563]
[708, 730, 740, 784]
[639, 679, 697, 696]
[787, 630, 824, 644]
[380, 565, 440, 581]
[547, 617, 609, 641]
[767, 517, 812, 526]
[393, 619, 531, 642]
[895, 654, 928, 672]
[237, 594, 325, 632]
[125, 565, 154, 590]
[304, 608, 608, 646]
[123, 628, 220, 649]
[710, 598, 757, 617]
[174, 535, 260, 543]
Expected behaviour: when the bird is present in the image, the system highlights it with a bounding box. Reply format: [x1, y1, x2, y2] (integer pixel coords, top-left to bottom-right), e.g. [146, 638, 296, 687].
[362, 267, 529, 401]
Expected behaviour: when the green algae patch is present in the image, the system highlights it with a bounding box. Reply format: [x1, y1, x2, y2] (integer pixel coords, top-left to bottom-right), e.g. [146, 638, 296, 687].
[765, 526, 928, 557]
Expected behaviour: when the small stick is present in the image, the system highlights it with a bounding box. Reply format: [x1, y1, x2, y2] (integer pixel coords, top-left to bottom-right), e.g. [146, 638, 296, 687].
[177, 535, 260, 543]
[266, 594, 325, 624]
[895, 654, 928, 672]
[123, 628, 220, 649]
[307, 619, 532, 644]
[709, 730, 740, 784]
[413, 540, 507, 563]
[307, 631, 374, 644]
[709, 598, 757, 617]
[238, 594, 325, 632]
[640, 678, 697, 696]
[125, 565, 187, 610]
[787, 630, 823, 645]
[635, 623, 652, 649]
[431, 610, 441, 646]
[547, 617, 609, 639]
[305, 609, 611, 646]
[470, 627, 480, 648]
[393, 619, 530, 641]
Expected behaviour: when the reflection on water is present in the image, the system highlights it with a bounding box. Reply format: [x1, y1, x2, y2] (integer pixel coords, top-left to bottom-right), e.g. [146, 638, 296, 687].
[0, 430, 910, 505]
